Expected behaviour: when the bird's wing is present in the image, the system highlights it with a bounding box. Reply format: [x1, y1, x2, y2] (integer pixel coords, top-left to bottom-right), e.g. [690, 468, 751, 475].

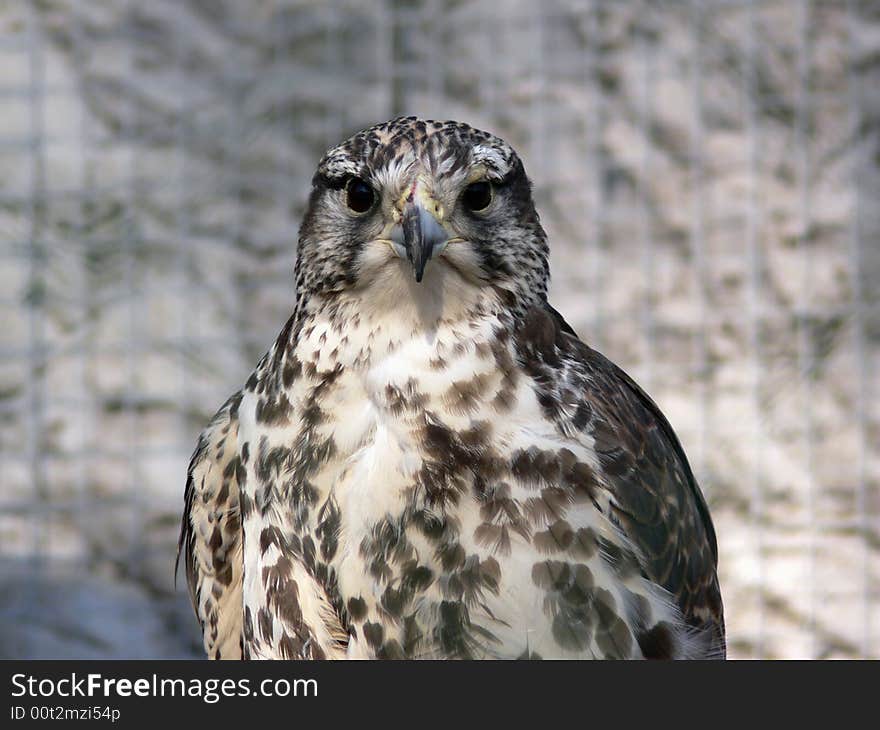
[531, 305, 725, 655]
[177, 392, 245, 659]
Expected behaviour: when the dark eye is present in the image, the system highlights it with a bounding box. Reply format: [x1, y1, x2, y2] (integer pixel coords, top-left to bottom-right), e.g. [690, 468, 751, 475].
[345, 177, 375, 213]
[461, 181, 493, 212]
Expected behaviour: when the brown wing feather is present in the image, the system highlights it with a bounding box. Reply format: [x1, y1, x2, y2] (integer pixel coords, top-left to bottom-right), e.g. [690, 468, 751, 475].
[540, 305, 725, 656]
[177, 392, 245, 659]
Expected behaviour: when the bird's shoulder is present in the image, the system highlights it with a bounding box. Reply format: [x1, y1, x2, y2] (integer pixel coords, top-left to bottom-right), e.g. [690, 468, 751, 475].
[513, 303, 725, 655]
[178, 390, 246, 659]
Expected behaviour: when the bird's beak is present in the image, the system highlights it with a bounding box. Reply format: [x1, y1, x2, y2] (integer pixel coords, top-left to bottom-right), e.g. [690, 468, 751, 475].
[396, 201, 449, 283]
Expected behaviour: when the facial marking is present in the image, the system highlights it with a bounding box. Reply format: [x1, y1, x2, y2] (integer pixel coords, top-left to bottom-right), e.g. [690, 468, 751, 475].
[298, 116, 550, 308]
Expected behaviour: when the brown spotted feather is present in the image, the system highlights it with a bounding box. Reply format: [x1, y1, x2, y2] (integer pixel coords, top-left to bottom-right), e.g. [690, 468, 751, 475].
[178, 393, 245, 659]
[521, 305, 725, 656]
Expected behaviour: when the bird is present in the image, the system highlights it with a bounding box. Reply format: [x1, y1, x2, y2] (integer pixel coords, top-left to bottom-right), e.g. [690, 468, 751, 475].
[178, 116, 725, 660]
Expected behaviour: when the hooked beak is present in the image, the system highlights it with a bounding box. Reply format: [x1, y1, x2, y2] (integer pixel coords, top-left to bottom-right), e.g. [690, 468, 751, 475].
[394, 201, 449, 283]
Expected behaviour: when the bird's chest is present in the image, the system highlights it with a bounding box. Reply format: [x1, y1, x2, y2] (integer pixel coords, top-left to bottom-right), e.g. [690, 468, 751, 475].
[302, 333, 505, 545]
[242, 319, 641, 659]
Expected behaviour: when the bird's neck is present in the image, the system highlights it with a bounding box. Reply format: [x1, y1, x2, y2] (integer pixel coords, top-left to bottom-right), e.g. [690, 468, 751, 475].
[289, 281, 518, 375]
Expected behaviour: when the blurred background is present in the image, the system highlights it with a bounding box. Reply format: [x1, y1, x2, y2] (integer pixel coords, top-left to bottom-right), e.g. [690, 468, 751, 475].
[0, 0, 877, 659]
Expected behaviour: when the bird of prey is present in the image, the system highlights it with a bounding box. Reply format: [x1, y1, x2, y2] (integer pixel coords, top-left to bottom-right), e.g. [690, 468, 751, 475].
[179, 116, 725, 660]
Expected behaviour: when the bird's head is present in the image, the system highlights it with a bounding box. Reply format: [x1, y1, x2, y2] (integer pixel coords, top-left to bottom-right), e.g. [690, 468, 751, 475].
[295, 117, 550, 320]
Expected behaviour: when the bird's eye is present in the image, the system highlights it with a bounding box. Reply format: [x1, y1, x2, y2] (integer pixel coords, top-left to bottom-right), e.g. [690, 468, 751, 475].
[461, 181, 493, 212]
[345, 178, 375, 213]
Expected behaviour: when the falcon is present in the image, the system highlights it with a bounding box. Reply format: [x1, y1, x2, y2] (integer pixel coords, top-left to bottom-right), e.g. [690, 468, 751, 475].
[178, 117, 725, 659]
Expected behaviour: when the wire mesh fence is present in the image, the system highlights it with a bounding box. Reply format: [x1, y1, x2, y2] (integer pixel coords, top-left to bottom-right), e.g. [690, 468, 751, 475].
[0, 0, 877, 659]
